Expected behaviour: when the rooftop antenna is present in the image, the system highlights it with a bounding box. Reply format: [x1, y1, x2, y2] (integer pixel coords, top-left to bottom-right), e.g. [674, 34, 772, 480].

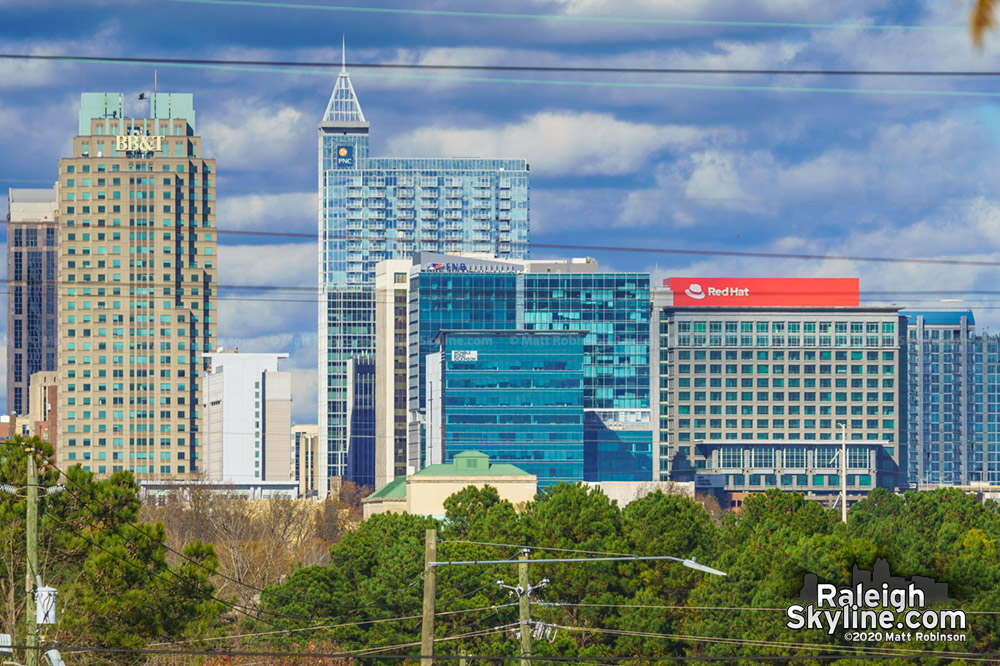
[154, 69, 158, 92]
[341, 34, 346, 73]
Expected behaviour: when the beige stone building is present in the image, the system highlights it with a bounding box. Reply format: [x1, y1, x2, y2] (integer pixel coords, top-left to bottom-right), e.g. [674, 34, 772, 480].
[56, 92, 216, 479]
[362, 450, 537, 519]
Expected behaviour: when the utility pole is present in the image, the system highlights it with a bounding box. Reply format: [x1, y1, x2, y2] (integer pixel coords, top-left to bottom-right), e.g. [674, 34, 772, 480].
[25, 454, 37, 666]
[421, 527, 437, 666]
[518, 550, 530, 666]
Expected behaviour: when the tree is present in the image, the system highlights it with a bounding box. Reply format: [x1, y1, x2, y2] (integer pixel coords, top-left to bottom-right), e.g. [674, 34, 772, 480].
[972, 0, 995, 46]
[0, 436, 223, 663]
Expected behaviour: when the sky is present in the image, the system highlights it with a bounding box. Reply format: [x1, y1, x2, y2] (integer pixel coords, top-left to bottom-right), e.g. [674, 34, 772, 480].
[3, 0, 1000, 422]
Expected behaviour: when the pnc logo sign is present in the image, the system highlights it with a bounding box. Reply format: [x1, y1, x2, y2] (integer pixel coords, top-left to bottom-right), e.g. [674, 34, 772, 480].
[115, 135, 165, 152]
[669, 277, 860, 307]
[335, 145, 354, 167]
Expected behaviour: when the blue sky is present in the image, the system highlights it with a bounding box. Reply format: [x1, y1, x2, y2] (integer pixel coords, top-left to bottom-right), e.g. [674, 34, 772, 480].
[3, 0, 1000, 422]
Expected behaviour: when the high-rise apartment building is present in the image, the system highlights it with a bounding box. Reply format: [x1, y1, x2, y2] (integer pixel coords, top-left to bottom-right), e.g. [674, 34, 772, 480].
[318, 60, 530, 494]
[56, 92, 216, 479]
[902, 310, 1000, 487]
[654, 277, 909, 498]
[7, 186, 59, 417]
[202, 351, 292, 484]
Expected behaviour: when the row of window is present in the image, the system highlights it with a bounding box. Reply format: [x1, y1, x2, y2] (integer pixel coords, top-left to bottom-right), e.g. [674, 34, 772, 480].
[676, 321, 894, 334]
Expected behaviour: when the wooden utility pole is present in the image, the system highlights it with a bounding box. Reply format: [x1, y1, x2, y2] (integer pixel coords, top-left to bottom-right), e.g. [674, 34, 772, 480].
[421, 527, 437, 666]
[25, 454, 38, 666]
[518, 550, 530, 666]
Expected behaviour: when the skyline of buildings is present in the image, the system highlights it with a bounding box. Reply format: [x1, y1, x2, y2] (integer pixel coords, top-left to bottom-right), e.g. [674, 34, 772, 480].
[8, 74, 1000, 502]
[317, 60, 531, 496]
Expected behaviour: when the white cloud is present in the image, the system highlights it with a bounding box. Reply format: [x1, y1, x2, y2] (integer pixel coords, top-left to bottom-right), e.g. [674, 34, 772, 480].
[387, 111, 734, 176]
[216, 191, 316, 233]
[201, 101, 309, 169]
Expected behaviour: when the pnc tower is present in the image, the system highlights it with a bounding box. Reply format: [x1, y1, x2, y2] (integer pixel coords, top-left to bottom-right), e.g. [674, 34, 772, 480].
[56, 92, 216, 480]
[317, 56, 530, 493]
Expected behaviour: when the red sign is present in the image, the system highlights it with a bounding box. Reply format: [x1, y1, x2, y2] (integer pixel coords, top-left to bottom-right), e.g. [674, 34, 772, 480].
[667, 277, 860, 307]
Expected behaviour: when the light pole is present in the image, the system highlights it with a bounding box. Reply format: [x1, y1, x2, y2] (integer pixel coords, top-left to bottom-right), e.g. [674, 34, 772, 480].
[839, 422, 848, 524]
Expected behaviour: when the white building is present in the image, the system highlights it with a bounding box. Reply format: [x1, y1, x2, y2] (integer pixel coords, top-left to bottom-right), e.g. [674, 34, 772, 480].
[202, 351, 294, 486]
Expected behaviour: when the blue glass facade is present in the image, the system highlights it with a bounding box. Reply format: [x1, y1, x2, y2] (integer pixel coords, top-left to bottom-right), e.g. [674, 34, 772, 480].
[345, 357, 376, 489]
[318, 69, 530, 485]
[434, 330, 586, 486]
[405, 260, 652, 480]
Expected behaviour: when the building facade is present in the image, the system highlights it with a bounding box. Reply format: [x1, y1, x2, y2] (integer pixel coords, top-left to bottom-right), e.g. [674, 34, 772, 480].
[427, 330, 586, 486]
[655, 278, 908, 497]
[392, 253, 651, 486]
[903, 310, 1000, 486]
[56, 92, 216, 479]
[317, 61, 530, 494]
[202, 351, 292, 484]
[292, 423, 322, 497]
[7, 187, 59, 418]
[345, 356, 375, 488]
[374, 259, 411, 489]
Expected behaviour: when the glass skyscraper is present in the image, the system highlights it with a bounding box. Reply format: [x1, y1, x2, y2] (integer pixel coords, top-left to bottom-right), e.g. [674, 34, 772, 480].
[429, 330, 586, 485]
[318, 62, 529, 492]
[398, 253, 651, 481]
[7, 187, 59, 417]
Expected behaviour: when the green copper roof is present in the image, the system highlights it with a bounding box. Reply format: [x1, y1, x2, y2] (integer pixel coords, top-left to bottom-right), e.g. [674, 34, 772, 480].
[413, 451, 532, 477]
[368, 477, 406, 499]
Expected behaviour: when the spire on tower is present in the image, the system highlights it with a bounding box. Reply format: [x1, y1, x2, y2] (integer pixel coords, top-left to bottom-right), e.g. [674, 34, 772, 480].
[323, 38, 366, 124]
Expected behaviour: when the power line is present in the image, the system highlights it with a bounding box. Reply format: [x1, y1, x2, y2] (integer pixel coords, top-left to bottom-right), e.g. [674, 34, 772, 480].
[438, 539, 636, 556]
[5, 642, 992, 661]
[3, 54, 999, 98]
[7, 52, 1000, 77]
[159, 0, 965, 32]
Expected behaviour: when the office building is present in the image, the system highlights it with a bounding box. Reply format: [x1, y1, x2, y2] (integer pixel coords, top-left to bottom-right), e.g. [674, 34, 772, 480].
[7, 186, 59, 418]
[56, 92, 216, 479]
[427, 330, 586, 485]
[202, 351, 292, 484]
[317, 57, 530, 494]
[391, 252, 650, 484]
[27, 371, 58, 449]
[292, 424, 322, 497]
[655, 277, 908, 499]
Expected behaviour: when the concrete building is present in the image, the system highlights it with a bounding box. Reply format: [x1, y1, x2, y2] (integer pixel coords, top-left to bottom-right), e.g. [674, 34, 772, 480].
[56, 92, 216, 479]
[655, 277, 908, 499]
[7, 186, 59, 418]
[428, 330, 587, 486]
[318, 56, 530, 495]
[362, 450, 536, 519]
[292, 424, 322, 498]
[374, 259, 412, 489]
[27, 371, 58, 448]
[202, 351, 293, 486]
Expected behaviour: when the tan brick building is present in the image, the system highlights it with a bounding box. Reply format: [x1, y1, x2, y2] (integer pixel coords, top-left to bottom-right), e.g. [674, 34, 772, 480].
[56, 92, 216, 480]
